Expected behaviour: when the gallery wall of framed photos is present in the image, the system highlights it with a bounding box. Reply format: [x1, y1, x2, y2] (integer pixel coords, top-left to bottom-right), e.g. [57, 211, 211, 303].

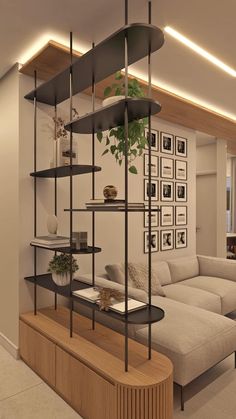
[143, 128, 189, 253]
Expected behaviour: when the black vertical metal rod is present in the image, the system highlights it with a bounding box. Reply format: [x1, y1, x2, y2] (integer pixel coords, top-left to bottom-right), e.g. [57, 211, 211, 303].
[125, 0, 128, 25]
[54, 103, 58, 311]
[124, 0, 129, 372]
[33, 70, 37, 316]
[92, 42, 96, 330]
[69, 32, 74, 338]
[148, 0, 152, 360]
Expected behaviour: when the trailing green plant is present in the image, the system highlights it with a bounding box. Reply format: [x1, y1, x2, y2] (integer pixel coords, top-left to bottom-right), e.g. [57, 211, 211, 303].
[97, 71, 148, 174]
[48, 254, 79, 275]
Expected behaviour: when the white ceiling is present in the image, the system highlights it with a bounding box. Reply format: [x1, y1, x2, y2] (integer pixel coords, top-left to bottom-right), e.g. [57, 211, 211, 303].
[1, 0, 236, 119]
[196, 132, 216, 147]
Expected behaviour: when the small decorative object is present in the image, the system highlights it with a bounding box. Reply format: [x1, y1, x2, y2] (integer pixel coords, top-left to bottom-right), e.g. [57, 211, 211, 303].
[160, 157, 174, 179]
[72, 232, 88, 250]
[160, 181, 174, 202]
[97, 287, 124, 311]
[48, 254, 79, 286]
[176, 206, 187, 225]
[47, 215, 58, 236]
[176, 228, 187, 249]
[103, 185, 118, 201]
[145, 128, 159, 152]
[176, 136, 187, 157]
[160, 206, 174, 227]
[52, 108, 78, 167]
[160, 230, 174, 251]
[175, 160, 187, 180]
[160, 132, 174, 155]
[144, 179, 158, 201]
[176, 182, 187, 202]
[144, 231, 158, 253]
[144, 205, 159, 227]
[144, 154, 158, 177]
[97, 70, 148, 174]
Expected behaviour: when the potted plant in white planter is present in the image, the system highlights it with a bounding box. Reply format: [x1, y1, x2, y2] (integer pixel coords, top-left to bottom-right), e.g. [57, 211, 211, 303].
[48, 253, 79, 286]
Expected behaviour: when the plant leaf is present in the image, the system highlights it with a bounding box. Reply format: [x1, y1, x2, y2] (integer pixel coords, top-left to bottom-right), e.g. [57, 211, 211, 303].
[102, 149, 109, 156]
[97, 131, 103, 142]
[115, 71, 123, 80]
[104, 86, 112, 97]
[110, 145, 116, 154]
[129, 165, 138, 174]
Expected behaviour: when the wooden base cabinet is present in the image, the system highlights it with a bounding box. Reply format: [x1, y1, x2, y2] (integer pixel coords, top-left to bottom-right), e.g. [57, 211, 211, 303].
[20, 307, 173, 419]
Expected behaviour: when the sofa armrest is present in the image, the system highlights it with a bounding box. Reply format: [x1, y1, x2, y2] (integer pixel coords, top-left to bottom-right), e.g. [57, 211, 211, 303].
[198, 255, 236, 282]
[74, 274, 148, 303]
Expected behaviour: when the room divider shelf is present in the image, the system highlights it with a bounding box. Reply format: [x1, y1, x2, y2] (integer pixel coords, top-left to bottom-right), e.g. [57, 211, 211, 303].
[30, 164, 101, 178]
[30, 244, 102, 254]
[65, 98, 161, 134]
[25, 274, 165, 325]
[24, 23, 164, 106]
[64, 208, 161, 212]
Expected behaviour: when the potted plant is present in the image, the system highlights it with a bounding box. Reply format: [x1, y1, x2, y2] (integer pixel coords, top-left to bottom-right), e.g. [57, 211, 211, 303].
[97, 71, 148, 174]
[48, 253, 79, 286]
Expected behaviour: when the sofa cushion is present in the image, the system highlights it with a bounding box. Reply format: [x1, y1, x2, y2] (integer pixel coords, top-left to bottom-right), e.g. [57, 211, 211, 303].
[198, 255, 236, 282]
[136, 296, 236, 386]
[152, 261, 172, 286]
[167, 256, 199, 283]
[127, 262, 166, 296]
[163, 283, 221, 314]
[105, 264, 132, 285]
[181, 276, 236, 315]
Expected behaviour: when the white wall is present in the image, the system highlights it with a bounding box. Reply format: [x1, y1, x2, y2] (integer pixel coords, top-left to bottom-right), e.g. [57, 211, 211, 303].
[0, 65, 19, 352]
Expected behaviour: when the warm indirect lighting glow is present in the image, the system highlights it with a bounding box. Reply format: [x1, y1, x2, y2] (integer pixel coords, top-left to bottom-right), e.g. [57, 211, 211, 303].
[164, 26, 236, 78]
[18, 33, 89, 65]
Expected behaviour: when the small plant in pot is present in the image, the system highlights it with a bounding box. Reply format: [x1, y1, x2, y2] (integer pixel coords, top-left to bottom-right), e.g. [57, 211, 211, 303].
[97, 71, 148, 174]
[48, 254, 79, 286]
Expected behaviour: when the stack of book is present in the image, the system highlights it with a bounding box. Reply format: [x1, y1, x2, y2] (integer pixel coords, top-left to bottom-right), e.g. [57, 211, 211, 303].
[86, 199, 145, 210]
[30, 236, 70, 249]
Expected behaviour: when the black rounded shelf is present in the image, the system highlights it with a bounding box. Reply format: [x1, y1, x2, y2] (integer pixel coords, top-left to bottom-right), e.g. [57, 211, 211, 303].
[30, 164, 101, 178]
[30, 244, 101, 254]
[65, 98, 161, 134]
[25, 23, 164, 106]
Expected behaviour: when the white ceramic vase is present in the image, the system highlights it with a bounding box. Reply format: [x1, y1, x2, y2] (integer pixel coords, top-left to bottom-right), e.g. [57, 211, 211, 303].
[52, 272, 71, 286]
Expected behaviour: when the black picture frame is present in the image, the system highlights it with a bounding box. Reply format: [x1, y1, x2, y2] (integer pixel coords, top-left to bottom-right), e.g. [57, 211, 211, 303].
[176, 182, 187, 202]
[144, 154, 158, 177]
[160, 206, 174, 227]
[160, 229, 174, 251]
[144, 128, 159, 152]
[144, 179, 158, 201]
[175, 136, 187, 158]
[160, 181, 174, 202]
[175, 228, 188, 249]
[160, 157, 174, 179]
[144, 230, 159, 253]
[160, 132, 174, 155]
[175, 160, 187, 181]
[175, 206, 188, 226]
[144, 205, 159, 228]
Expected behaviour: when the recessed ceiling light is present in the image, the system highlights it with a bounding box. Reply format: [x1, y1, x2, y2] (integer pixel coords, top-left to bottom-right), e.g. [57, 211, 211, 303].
[164, 26, 236, 78]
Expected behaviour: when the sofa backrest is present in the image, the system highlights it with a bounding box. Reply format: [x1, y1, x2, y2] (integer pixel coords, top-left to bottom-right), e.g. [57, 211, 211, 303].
[152, 261, 172, 286]
[198, 255, 236, 282]
[167, 256, 199, 283]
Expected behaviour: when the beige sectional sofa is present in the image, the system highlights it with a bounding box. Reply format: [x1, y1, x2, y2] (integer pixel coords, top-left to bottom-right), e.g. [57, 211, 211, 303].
[76, 255, 236, 410]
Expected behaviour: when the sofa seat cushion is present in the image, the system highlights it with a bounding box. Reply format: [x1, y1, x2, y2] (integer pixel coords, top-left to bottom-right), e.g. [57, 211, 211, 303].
[163, 283, 221, 314]
[136, 296, 236, 386]
[167, 256, 199, 283]
[182, 276, 236, 315]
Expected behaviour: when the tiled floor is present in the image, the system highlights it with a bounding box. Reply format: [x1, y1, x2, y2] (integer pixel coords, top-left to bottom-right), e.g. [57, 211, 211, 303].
[0, 344, 235, 418]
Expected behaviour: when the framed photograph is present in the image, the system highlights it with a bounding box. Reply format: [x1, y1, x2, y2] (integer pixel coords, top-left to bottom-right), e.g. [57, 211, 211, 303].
[175, 160, 187, 180]
[160, 181, 174, 202]
[176, 136, 187, 157]
[144, 206, 159, 227]
[145, 128, 159, 152]
[160, 132, 174, 155]
[144, 179, 158, 201]
[175, 206, 187, 226]
[144, 154, 158, 177]
[160, 206, 174, 227]
[160, 229, 174, 251]
[160, 157, 174, 179]
[176, 182, 187, 202]
[175, 228, 187, 249]
[144, 231, 159, 253]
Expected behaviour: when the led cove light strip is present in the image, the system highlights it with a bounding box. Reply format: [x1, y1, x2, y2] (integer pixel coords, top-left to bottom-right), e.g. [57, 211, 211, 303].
[164, 26, 236, 78]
